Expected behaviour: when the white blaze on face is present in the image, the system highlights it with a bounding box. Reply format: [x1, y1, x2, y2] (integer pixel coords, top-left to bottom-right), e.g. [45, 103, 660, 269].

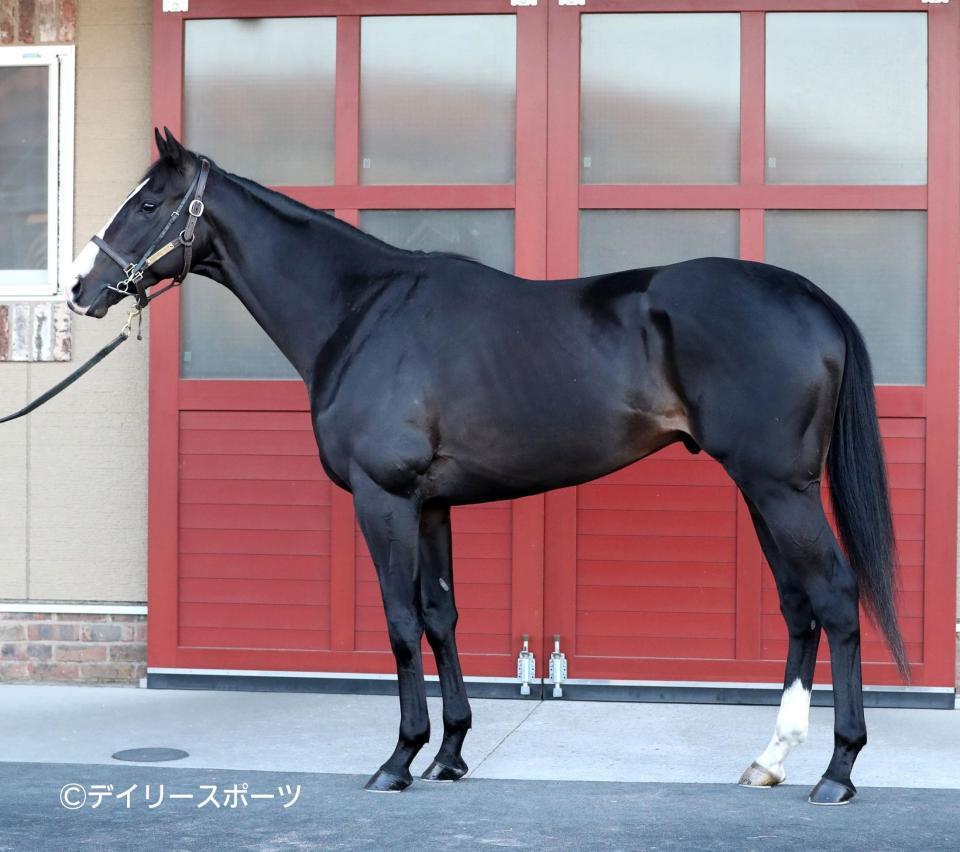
[69, 178, 151, 281]
[754, 678, 812, 783]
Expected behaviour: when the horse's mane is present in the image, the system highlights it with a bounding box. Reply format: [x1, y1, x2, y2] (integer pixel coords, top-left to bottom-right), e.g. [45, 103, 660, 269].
[144, 152, 484, 268]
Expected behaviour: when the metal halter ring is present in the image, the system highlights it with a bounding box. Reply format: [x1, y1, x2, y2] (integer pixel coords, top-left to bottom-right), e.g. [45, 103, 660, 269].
[189, 199, 204, 217]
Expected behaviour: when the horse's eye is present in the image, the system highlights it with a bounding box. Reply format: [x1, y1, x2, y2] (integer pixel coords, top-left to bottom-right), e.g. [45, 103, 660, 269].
[141, 201, 157, 213]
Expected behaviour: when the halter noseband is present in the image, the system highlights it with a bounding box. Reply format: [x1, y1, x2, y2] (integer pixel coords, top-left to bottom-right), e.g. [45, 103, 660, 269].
[92, 157, 211, 309]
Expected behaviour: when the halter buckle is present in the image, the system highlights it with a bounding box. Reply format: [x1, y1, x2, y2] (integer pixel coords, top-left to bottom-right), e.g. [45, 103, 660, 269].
[123, 264, 144, 284]
[188, 199, 204, 218]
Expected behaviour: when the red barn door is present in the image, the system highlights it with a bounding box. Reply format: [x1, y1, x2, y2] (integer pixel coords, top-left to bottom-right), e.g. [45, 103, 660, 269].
[148, 0, 958, 698]
[541, 2, 958, 692]
[148, 0, 549, 683]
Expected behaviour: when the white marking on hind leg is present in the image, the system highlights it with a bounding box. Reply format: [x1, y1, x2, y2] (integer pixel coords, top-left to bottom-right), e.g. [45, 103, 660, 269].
[754, 677, 811, 783]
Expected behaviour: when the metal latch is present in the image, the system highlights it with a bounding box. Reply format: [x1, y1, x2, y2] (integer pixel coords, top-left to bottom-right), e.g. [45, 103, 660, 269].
[162, 0, 189, 11]
[517, 634, 536, 696]
[548, 634, 568, 698]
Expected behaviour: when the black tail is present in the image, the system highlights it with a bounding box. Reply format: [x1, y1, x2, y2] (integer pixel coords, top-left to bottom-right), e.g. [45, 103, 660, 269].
[822, 300, 909, 679]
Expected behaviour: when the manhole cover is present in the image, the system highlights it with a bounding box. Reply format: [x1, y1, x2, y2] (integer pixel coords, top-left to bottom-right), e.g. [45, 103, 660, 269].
[112, 748, 189, 763]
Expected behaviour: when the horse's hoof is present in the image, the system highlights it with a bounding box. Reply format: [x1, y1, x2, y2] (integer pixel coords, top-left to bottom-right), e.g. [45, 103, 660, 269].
[738, 761, 783, 788]
[420, 759, 468, 782]
[808, 777, 856, 806]
[364, 768, 412, 793]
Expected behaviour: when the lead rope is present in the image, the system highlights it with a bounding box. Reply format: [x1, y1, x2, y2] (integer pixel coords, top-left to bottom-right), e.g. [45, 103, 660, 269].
[0, 307, 141, 425]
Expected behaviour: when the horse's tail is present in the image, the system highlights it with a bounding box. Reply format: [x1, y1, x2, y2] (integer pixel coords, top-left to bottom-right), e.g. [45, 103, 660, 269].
[820, 295, 909, 679]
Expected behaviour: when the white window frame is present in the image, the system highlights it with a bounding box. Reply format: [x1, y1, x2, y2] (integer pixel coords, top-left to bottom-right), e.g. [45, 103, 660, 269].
[0, 45, 75, 300]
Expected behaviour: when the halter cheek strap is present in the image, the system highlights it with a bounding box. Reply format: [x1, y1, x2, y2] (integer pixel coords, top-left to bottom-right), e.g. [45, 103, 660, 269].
[93, 157, 211, 309]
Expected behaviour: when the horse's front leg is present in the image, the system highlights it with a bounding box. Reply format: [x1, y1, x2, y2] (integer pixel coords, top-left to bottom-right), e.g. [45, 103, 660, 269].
[418, 504, 471, 782]
[353, 475, 429, 792]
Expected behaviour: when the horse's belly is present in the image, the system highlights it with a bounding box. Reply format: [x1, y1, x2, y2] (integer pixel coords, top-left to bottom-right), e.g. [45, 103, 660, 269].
[427, 408, 680, 504]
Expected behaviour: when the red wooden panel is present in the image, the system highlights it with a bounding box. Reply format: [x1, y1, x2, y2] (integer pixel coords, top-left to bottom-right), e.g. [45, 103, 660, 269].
[180, 479, 331, 506]
[578, 536, 737, 563]
[180, 554, 330, 581]
[180, 504, 331, 531]
[578, 484, 734, 512]
[578, 510, 736, 538]
[181, 454, 329, 481]
[578, 636, 736, 659]
[578, 612, 735, 640]
[180, 628, 331, 651]
[180, 429, 320, 456]
[576, 562, 735, 588]
[181, 529, 330, 556]
[578, 586, 736, 613]
[180, 411, 313, 430]
[181, 603, 330, 631]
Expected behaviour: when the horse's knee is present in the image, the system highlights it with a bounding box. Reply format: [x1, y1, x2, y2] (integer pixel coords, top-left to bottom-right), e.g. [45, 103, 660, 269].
[386, 610, 424, 665]
[423, 604, 458, 648]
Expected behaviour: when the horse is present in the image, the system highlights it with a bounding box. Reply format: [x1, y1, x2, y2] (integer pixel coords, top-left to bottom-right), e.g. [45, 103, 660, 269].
[68, 128, 907, 804]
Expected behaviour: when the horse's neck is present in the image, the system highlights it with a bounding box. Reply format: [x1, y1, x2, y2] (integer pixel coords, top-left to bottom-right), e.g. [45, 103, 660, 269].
[192, 170, 401, 382]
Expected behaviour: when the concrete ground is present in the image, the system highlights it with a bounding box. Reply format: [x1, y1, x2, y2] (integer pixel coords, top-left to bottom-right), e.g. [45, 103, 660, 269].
[1, 684, 959, 850]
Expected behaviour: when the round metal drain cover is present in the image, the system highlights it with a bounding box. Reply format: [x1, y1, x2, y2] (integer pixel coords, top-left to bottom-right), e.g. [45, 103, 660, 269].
[112, 748, 189, 763]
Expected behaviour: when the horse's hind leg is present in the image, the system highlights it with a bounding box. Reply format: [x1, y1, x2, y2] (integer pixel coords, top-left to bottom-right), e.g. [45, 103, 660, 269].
[418, 504, 472, 782]
[739, 496, 821, 789]
[739, 480, 865, 805]
[352, 474, 430, 792]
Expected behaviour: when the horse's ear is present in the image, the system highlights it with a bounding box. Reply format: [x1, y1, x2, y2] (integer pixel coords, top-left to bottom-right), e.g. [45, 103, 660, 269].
[164, 127, 186, 156]
[154, 126, 168, 159]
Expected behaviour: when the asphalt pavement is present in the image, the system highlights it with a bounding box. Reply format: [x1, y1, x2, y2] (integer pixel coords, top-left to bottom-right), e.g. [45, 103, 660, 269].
[1, 685, 958, 850]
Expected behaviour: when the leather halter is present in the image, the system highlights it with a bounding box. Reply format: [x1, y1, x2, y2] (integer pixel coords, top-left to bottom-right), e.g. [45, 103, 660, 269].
[92, 158, 211, 309]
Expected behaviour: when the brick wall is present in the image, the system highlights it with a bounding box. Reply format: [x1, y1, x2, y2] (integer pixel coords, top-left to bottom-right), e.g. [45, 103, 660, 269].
[0, 0, 76, 44]
[0, 611, 145, 684]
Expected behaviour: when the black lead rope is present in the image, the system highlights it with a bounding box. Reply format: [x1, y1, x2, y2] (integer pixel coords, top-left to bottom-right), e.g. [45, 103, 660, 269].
[0, 313, 137, 425]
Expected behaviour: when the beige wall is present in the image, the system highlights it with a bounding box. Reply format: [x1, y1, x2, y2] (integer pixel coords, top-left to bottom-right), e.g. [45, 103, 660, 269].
[0, 0, 152, 602]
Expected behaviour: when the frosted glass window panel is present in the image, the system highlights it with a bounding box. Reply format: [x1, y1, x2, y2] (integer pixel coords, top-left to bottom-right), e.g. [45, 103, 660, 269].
[184, 18, 336, 186]
[0, 66, 48, 274]
[181, 274, 298, 380]
[360, 16, 516, 184]
[580, 211, 739, 277]
[580, 14, 740, 185]
[766, 14, 927, 185]
[361, 210, 514, 274]
[765, 211, 926, 385]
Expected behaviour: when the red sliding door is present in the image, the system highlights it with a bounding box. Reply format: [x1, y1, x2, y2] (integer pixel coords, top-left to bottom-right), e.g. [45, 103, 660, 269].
[149, 0, 957, 694]
[149, 0, 548, 679]
[542, 1, 957, 689]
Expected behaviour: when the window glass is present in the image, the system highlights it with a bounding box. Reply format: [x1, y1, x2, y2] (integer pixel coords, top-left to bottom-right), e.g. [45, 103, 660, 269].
[765, 211, 926, 384]
[360, 16, 516, 184]
[0, 65, 49, 286]
[580, 14, 740, 184]
[361, 210, 515, 274]
[184, 18, 336, 185]
[580, 210, 739, 276]
[180, 273, 299, 380]
[766, 13, 927, 185]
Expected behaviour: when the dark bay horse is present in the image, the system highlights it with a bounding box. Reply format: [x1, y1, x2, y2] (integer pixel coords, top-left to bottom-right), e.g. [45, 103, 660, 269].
[69, 130, 907, 805]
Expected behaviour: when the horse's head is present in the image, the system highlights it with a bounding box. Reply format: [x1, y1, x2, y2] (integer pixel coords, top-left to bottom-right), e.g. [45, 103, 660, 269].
[69, 128, 208, 318]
